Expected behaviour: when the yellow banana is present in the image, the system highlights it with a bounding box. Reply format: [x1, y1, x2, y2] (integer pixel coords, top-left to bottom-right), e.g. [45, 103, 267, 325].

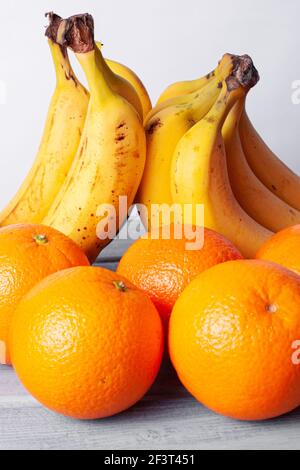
[171, 57, 272, 258]
[93, 43, 143, 120]
[223, 98, 300, 232]
[99, 45, 152, 120]
[105, 57, 152, 120]
[157, 66, 215, 105]
[137, 80, 221, 229]
[0, 15, 89, 226]
[44, 14, 146, 263]
[151, 53, 232, 121]
[137, 56, 234, 229]
[239, 109, 300, 211]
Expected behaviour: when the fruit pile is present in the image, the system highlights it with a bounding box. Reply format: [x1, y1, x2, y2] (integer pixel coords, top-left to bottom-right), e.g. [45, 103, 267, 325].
[0, 11, 300, 423]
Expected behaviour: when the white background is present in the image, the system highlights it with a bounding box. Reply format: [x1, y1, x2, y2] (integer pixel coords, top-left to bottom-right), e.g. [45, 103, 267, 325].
[0, 0, 299, 207]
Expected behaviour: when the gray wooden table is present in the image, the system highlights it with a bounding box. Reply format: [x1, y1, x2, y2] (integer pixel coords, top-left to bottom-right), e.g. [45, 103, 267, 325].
[0, 238, 300, 450]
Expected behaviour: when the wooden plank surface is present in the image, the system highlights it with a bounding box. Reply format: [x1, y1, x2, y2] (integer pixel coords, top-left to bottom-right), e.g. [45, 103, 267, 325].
[1, 359, 300, 450]
[0, 255, 300, 450]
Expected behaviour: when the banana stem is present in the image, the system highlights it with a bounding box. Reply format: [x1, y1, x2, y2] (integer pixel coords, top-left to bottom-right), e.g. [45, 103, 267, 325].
[227, 54, 259, 91]
[46, 12, 81, 87]
[215, 53, 234, 82]
[205, 54, 259, 133]
[56, 13, 114, 103]
[94, 43, 120, 88]
[45, 12, 62, 43]
[76, 50, 114, 103]
[223, 95, 247, 137]
[205, 87, 244, 136]
[48, 40, 78, 87]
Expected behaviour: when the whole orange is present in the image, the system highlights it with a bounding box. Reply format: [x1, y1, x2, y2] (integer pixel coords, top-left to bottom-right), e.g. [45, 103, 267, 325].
[117, 225, 243, 325]
[0, 224, 89, 365]
[256, 225, 300, 275]
[169, 259, 300, 421]
[10, 266, 163, 420]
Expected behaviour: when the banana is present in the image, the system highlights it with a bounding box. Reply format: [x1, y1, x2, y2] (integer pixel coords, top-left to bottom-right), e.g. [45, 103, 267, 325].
[105, 57, 152, 120]
[43, 14, 146, 263]
[137, 56, 234, 229]
[171, 56, 273, 258]
[98, 45, 152, 120]
[0, 14, 89, 226]
[92, 42, 144, 120]
[137, 80, 221, 229]
[156, 66, 215, 105]
[239, 109, 300, 211]
[223, 97, 300, 232]
[152, 54, 233, 120]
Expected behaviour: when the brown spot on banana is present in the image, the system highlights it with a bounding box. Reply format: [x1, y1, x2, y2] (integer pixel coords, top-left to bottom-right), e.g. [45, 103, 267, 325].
[146, 118, 163, 135]
[64, 71, 78, 87]
[188, 118, 196, 126]
[206, 71, 215, 79]
[115, 134, 126, 143]
[205, 116, 215, 124]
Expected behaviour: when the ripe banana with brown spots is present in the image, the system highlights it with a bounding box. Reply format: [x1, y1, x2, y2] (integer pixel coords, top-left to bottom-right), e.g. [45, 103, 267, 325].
[171, 56, 273, 258]
[0, 13, 89, 226]
[137, 54, 234, 230]
[43, 14, 146, 262]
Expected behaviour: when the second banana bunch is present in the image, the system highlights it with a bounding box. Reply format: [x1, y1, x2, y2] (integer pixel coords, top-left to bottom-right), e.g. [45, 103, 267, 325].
[1, 13, 300, 260]
[139, 54, 300, 257]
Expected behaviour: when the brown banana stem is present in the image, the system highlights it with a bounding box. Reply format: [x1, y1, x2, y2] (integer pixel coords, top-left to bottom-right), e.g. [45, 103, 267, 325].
[226, 54, 260, 91]
[45, 12, 63, 43]
[61, 13, 95, 53]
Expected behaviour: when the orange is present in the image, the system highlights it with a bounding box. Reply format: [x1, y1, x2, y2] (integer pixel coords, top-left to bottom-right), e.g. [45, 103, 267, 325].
[256, 225, 300, 275]
[0, 224, 89, 365]
[117, 225, 242, 325]
[169, 259, 300, 421]
[10, 266, 163, 420]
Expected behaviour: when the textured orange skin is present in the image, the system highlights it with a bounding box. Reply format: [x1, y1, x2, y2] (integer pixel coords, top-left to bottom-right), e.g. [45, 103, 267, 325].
[0, 224, 89, 365]
[117, 226, 243, 325]
[169, 260, 300, 421]
[256, 225, 300, 275]
[10, 267, 164, 420]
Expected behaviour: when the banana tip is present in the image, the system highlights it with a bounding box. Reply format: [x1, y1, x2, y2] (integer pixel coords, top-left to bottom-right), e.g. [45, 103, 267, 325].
[63, 13, 95, 53]
[45, 12, 63, 43]
[226, 54, 260, 92]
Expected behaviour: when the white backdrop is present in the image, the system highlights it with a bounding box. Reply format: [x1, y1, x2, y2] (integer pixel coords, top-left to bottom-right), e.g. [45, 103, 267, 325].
[0, 0, 299, 207]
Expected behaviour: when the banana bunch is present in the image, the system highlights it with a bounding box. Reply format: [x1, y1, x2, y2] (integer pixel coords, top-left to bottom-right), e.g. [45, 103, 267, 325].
[138, 54, 300, 258]
[0, 13, 151, 262]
